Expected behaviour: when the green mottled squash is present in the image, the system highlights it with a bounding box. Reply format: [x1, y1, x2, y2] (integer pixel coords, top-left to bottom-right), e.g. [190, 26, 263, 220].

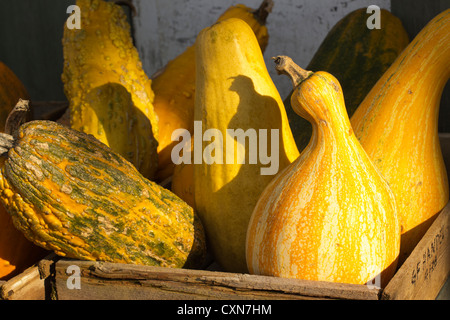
[0, 100, 206, 269]
[285, 8, 409, 150]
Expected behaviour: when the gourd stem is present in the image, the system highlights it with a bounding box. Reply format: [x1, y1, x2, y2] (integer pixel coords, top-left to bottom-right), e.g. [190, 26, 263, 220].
[5, 99, 30, 138]
[0, 98, 30, 157]
[254, 0, 274, 25]
[272, 56, 313, 88]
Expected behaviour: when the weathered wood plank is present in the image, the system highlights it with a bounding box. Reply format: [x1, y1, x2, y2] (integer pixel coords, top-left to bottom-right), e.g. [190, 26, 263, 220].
[0, 254, 57, 300]
[0, 265, 44, 300]
[382, 202, 450, 300]
[54, 259, 380, 300]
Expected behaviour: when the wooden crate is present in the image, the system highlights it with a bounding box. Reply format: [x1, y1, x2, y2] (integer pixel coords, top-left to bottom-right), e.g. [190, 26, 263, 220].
[1, 135, 449, 300]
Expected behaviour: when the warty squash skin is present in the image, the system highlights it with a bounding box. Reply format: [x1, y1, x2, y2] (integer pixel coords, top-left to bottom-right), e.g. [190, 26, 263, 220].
[153, 0, 273, 182]
[285, 8, 409, 151]
[0, 61, 30, 132]
[194, 19, 299, 273]
[62, 0, 159, 180]
[246, 57, 400, 287]
[0, 101, 206, 269]
[350, 9, 450, 264]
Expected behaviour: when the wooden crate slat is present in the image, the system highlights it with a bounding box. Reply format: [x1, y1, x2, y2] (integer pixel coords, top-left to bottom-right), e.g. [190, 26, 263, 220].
[0, 265, 44, 300]
[382, 202, 450, 300]
[54, 259, 380, 300]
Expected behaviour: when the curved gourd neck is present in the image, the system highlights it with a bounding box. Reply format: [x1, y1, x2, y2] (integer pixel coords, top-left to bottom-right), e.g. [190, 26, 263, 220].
[273, 56, 353, 151]
[356, 9, 450, 127]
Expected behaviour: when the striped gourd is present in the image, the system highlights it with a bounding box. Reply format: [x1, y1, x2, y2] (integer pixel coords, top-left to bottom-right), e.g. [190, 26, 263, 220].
[246, 56, 400, 287]
[0, 101, 206, 269]
[351, 9, 450, 263]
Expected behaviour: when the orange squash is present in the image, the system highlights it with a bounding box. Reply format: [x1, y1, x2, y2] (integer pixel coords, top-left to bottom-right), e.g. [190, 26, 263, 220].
[246, 56, 400, 287]
[0, 63, 47, 280]
[351, 9, 450, 263]
[0, 201, 49, 280]
[0, 61, 29, 132]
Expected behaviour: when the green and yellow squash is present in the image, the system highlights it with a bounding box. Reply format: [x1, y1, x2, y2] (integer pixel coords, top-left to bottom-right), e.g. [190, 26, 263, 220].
[0, 100, 206, 269]
[285, 8, 409, 151]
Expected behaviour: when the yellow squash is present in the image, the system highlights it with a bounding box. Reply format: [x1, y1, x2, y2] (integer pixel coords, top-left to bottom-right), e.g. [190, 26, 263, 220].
[351, 9, 450, 263]
[194, 19, 299, 273]
[246, 56, 400, 287]
[62, 0, 158, 179]
[154, 0, 273, 182]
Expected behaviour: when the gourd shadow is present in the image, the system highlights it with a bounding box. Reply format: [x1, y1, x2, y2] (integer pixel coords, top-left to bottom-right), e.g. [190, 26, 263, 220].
[83, 82, 157, 179]
[284, 91, 312, 152]
[205, 75, 292, 273]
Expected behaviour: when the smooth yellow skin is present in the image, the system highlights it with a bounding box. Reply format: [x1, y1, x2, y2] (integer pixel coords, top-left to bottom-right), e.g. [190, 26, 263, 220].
[351, 9, 450, 263]
[153, 3, 270, 182]
[62, 0, 158, 179]
[194, 18, 299, 273]
[246, 71, 400, 287]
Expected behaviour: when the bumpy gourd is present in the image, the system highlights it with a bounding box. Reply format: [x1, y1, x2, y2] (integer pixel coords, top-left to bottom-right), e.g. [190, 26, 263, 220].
[194, 19, 299, 273]
[351, 9, 450, 263]
[153, 0, 273, 182]
[246, 56, 400, 287]
[0, 100, 206, 269]
[285, 8, 409, 151]
[62, 0, 159, 179]
[0, 61, 30, 132]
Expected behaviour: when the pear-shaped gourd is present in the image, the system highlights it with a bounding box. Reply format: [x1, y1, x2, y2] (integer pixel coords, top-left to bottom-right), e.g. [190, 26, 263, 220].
[194, 19, 299, 273]
[350, 9, 450, 263]
[246, 56, 400, 287]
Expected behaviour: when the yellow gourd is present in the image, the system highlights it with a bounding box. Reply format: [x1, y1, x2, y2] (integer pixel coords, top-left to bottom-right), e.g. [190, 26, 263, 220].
[62, 0, 159, 179]
[246, 56, 400, 287]
[194, 19, 299, 273]
[154, 0, 273, 182]
[351, 9, 450, 263]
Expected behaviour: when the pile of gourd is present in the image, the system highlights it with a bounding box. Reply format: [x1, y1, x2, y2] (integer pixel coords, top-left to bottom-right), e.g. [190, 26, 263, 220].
[0, 0, 448, 289]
